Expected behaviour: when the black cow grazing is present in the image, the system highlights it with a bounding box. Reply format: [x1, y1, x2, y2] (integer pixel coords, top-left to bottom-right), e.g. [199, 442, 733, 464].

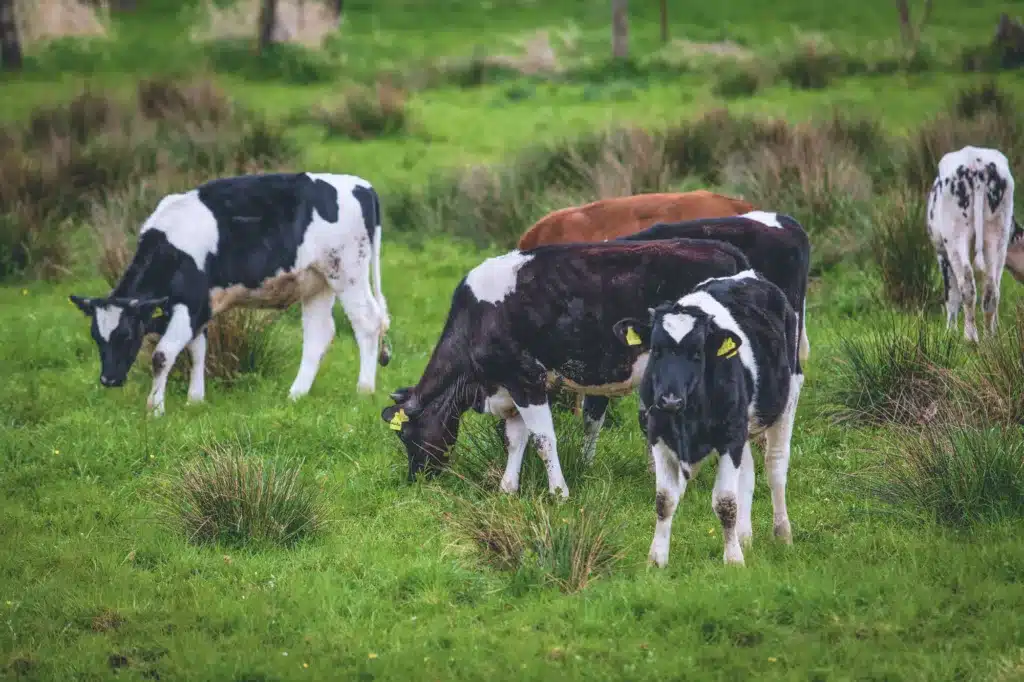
[574, 210, 812, 444]
[380, 239, 751, 498]
[70, 172, 391, 415]
[614, 270, 803, 568]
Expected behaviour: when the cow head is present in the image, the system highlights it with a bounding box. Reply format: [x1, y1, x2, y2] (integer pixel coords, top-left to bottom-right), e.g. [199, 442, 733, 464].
[615, 302, 742, 414]
[381, 386, 461, 482]
[69, 294, 169, 388]
[1007, 216, 1024, 284]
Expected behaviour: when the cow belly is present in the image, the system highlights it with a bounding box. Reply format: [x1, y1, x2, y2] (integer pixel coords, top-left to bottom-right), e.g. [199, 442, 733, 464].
[545, 353, 649, 397]
[210, 268, 328, 314]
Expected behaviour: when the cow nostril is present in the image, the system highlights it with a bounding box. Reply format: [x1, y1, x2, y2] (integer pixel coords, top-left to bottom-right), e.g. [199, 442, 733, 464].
[658, 395, 683, 411]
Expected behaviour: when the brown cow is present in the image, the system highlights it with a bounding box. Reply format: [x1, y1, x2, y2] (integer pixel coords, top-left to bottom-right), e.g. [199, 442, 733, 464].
[517, 191, 755, 250]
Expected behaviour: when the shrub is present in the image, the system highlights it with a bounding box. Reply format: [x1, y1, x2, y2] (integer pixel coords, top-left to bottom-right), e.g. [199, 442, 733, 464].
[155, 436, 329, 547]
[203, 39, 339, 84]
[777, 42, 867, 90]
[0, 79, 296, 281]
[711, 61, 766, 99]
[312, 83, 410, 140]
[871, 189, 941, 310]
[956, 301, 1024, 427]
[442, 486, 624, 593]
[824, 316, 964, 425]
[952, 81, 1013, 120]
[853, 425, 1024, 527]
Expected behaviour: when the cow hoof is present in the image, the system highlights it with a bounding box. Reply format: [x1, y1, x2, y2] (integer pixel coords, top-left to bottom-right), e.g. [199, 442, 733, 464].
[287, 390, 305, 402]
[774, 521, 793, 545]
[499, 478, 519, 494]
[647, 546, 668, 568]
[187, 394, 205, 405]
[356, 382, 374, 395]
[550, 485, 570, 501]
[150, 403, 165, 418]
[724, 553, 746, 566]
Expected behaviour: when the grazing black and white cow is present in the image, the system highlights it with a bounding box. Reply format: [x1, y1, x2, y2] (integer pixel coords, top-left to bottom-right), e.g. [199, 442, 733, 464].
[613, 270, 803, 567]
[380, 239, 751, 498]
[927, 145, 1018, 342]
[568, 210, 814, 447]
[70, 172, 391, 415]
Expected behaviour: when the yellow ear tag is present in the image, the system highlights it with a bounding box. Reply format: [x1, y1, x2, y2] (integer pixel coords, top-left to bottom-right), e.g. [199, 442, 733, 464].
[389, 408, 409, 431]
[717, 337, 738, 358]
[152, 307, 164, 319]
[625, 326, 642, 346]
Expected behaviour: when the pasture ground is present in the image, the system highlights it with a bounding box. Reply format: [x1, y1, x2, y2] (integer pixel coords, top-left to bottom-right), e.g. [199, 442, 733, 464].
[2, 1, 1024, 680]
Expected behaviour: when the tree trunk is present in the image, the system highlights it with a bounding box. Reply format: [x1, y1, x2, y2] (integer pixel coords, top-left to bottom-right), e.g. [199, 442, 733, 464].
[659, 0, 668, 43]
[0, 0, 21, 71]
[611, 0, 628, 59]
[258, 0, 278, 54]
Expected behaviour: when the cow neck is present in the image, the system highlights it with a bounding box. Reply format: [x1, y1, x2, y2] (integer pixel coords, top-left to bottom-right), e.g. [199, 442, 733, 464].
[109, 243, 172, 301]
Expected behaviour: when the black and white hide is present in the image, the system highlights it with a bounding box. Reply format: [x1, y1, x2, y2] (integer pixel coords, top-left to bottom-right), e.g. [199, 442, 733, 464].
[614, 270, 803, 567]
[70, 172, 391, 415]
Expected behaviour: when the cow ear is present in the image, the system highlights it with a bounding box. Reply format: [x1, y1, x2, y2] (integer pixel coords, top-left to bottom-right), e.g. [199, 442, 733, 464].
[128, 296, 169, 318]
[69, 295, 97, 316]
[613, 318, 651, 348]
[707, 329, 742, 360]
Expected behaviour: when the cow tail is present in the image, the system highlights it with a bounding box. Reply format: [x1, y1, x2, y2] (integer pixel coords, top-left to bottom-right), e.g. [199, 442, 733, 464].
[371, 188, 388, 324]
[973, 167, 986, 272]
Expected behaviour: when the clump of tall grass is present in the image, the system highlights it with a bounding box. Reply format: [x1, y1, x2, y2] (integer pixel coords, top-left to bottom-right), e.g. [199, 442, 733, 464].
[155, 436, 329, 547]
[711, 60, 769, 99]
[0, 78, 295, 280]
[442, 486, 625, 594]
[852, 425, 1024, 527]
[871, 189, 940, 310]
[824, 316, 964, 425]
[308, 82, 411, 140]
[955, 301, 1024, 427]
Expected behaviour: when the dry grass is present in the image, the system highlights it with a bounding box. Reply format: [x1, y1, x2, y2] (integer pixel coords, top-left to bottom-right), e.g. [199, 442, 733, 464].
[15, 0, 109, 45]
[154, 435, 330, 547]
[307, 82, 410, 140]
[191, 0, 338, 48]
[441, 486, 624, 594]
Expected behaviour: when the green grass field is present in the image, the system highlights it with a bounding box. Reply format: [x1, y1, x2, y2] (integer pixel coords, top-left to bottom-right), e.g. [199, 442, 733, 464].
[3, 1, 1024, 680]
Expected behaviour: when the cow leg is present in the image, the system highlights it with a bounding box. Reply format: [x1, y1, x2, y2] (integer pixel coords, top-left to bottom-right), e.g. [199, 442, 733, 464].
[513, 398, 569, 499]
[581, 395, 609, 465]
[764, 372, 803, 545]
[736, 441, 755, 548]
[186, 331, 207, 404]
[288, 289, 337, 401]
[713, 444, 745, 566]
[648, 437, 685, 568]
[498, 413, 530, 494]
[146, 304, 194, 417]
[798, 299, 810, 363]
[981, 216, 1010, 335]
[937, 250, 961, 330]
[336, 279, 385, 395]
[947, 245, 979, 343]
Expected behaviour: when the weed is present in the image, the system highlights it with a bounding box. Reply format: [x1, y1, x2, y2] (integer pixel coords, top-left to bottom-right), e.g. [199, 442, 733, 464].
[312, 83, 410, 140]
[712, 61, 766, 99]
[155, 436, 329, 548]
[872, 189, 941, 310]
[854, 425, 1024, 527]
[825, 315, 964, 425]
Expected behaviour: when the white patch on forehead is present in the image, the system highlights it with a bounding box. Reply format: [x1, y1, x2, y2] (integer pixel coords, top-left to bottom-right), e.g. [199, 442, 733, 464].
[95, 306, 123, 341]
[465, 251, 535, 304]
[674, 290, 758, 397]
[741, 211, 782, 228]
[139, 190, 219, 272]
[694, 269, 760, 291]
[661, 313, 695, 342]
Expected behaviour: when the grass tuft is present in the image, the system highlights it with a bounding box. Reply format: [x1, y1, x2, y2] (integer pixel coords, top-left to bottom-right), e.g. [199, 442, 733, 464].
[871, 189, 941, 311]
[824, 316, 964, 426]
[155, 436, 330, 548]
[853, 425, 1024, 527]
[310, 82, 411, 140]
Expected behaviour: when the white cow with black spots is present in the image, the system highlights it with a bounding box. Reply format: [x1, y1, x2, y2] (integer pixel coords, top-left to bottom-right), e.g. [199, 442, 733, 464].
[927, 145, 1018, 342]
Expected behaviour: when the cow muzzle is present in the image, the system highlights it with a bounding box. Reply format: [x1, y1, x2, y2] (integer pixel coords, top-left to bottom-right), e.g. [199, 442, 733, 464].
[100, 374, 125, 388]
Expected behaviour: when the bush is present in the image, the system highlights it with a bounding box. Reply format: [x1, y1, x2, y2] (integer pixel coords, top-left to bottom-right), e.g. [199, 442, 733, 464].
[824, 316, 964, 425]
[871, 189, 941, 311]
[854, 426, 1024, 527]
[777, 42, 867, 90]
[0, 79, 296, 281]
[711, 61, 766, 99]
[957, 302, 1024, 427]
[442, 486, 624, 594]
[155, 436, 329, 547]
[310, 83, 410, 140]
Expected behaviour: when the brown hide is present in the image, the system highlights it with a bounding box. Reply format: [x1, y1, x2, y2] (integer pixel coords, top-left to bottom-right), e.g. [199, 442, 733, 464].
[516, 191, 756, 250]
